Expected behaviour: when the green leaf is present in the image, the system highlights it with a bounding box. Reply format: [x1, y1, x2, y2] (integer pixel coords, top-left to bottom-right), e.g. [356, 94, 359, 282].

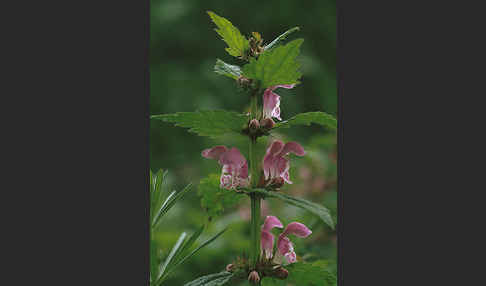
[242, 38, 304, 88]
[274, 111, 337, 131]
[171, 228, 228, 276]
[173, 225, 205, 265]
[207, 11, 249, 58]
[154, 226, 228, 285]
[183, 271, 234, 286]
[150, 169, 168, 225]
[156, 225, 206, 285]
[264, 26, 300, 51]
[252, 189, 334, 229]
[214, 59, 242, 79]
[157, 232, 187, 284]
[150, 235, 159, 284]
[151, 110, 248, 139]
[261, 261, 336, 286]
[260, 278, 285, 286]
[153, 183, 193, 228]
[198, 174, 243, 218]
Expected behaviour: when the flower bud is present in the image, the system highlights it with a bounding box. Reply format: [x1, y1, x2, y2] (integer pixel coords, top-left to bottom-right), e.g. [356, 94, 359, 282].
[226, 264, 234, 272]
[260, 118, 275, 130]
[249, 119, 260, 131]
[248, 271, 260, 284]
[271, 177, 284, 189]
[237, 76, 251, 87]
[274, 267, 289, 280]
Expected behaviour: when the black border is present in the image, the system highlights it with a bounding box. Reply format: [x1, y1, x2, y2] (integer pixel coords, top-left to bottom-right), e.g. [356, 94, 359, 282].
[13, 0, 476, 283]
[337, 0, 343, 283]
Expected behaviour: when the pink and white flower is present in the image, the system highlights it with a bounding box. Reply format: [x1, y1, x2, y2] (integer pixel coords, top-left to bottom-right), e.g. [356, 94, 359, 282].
[262, 84, 295, 121]
[260, 216, 284, 259]
[277, 222, 312, 264]
[202, 145, 250, 190]
[263, 140, 305, 185]
[260, 216, 312, 264]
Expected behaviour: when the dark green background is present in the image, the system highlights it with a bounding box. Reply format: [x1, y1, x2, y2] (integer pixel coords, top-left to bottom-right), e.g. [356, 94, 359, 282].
[150, 0, 337, 284]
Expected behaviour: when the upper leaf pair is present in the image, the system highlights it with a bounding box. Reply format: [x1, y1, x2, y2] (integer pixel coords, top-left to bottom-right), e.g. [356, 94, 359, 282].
[209, 11, 303, 88]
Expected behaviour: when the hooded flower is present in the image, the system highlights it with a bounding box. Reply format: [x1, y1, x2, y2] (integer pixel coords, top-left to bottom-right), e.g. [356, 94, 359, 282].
[263, 140, 305, 185]
[277, 222, 312, 264]
[261, 216, 312, 264]
[260, 216, 284, 259]
[202, 146, 249, 190]
[262, 84, 295, 121]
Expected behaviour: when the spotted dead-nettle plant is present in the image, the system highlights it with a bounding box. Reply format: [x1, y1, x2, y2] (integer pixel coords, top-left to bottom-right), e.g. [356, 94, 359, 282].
[151, 11, 338, 285]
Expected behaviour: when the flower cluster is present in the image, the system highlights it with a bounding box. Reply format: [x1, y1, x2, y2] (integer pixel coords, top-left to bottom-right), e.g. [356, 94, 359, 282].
[260, 215, 312, 264]
[202, 139, 305, 191]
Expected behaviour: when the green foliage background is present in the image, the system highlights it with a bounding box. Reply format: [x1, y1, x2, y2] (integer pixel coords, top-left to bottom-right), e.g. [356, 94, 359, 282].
[150, 0, 337, 284]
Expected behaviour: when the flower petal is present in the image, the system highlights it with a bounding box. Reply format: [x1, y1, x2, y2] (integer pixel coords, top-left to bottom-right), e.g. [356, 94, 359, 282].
[263, 141, 285, 180]
[282, 222, 312, 238]
[278, 142, 306, 157]
[219, 147, 246, 167]
[201, 145, 228, 160]
[220, 174, 232, 189]
[284, 251, 297, 263]
[262, 215, 283, 232]
[239, 161, 249, 179]
[263, 89, 281, 120]
[266, 140, 285, 157]
[260, 230, 275, 259]
[277, 235, 292, 256]
[281, 167, 292, 184]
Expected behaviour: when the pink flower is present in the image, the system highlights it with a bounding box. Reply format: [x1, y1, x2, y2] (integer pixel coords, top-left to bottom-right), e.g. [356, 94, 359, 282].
[262, 84, 295, 121]
[277, 222, 312, 264]
[202, 146, 249, 190]
[263, 140, 305, 185]
[260, 216, 284, 259]
[261, 216, 312, 264]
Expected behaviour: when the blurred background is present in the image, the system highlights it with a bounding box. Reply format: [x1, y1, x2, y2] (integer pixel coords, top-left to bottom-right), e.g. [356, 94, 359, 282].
[150, 0, 336, 284]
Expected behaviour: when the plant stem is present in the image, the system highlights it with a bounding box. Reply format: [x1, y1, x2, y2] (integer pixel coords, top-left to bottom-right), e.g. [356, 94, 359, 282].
[249, 94, 261, 271]
[250, 192, 261, 270]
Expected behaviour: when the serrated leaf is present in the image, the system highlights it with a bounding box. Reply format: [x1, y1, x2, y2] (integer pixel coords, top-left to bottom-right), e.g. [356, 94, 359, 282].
[261, 261, 336, 286]
[151, 110, 248, 139]
[274, 111, 337, 131]
[183, 271, 234, 286]
[252, 189, 334, 229]
[198, 174, 243, 218]
[207, 11, 249, 58]
[214, 59, 242, 79]
[264, 26, 300, 51]
[286, 262, 337, 286]
[242, 38, 304, 88]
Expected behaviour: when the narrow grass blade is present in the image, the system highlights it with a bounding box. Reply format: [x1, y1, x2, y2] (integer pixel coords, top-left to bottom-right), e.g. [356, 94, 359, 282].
[153, 183, 193, 228]
[173, 225, 205, 264]
[156, 232, 187, 284]
[169, 227, 228, 276]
